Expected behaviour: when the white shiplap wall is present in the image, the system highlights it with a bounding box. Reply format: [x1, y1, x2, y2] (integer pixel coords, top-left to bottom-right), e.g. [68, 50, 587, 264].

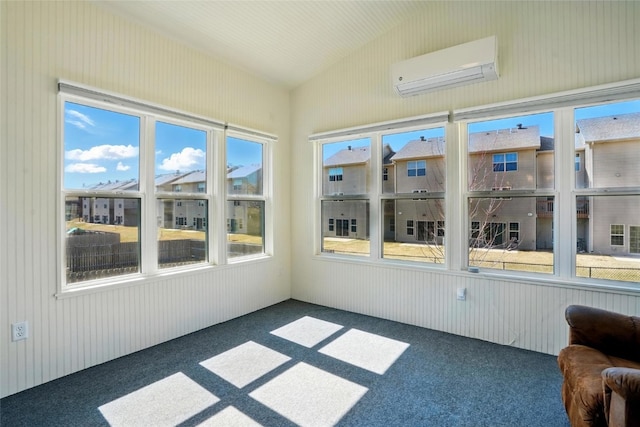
[290, 1, 640, 356]
[0, 1, 290, 397]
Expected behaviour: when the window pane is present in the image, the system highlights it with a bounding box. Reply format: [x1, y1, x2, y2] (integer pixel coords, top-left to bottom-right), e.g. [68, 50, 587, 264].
[576, 195, 640, 283]
[64, 102, 140, 191]
[468, 113, 554, 191]
[321, 200, 369, 256]
[65, 196, 140, 283]
[468, 197, 553, 274]
[157, 199, 207, 268]
[155, 121, 207, 193]
[227, 137, 263, 195]
[227, 200, 264, 258]
[382, 128, 445, 194]
[382, 199, 445, 264]
[575, 100, 640, 189]
[322, 138, 370, 196]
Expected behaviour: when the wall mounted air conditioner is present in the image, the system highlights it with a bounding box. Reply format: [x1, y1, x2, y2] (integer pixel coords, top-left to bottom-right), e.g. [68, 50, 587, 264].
[391, 36, 498, 97]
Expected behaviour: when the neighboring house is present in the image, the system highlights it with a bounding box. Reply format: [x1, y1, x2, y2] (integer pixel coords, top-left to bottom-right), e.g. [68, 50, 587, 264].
[322, 146, 374, 240]
[227, 164, 263, 234]
[169, 171, 207, 230]
[320, 119, 638, 256]
[81, 179, 138, 226]
[389, 137, 446, 245]
[576, 112, 640, 255]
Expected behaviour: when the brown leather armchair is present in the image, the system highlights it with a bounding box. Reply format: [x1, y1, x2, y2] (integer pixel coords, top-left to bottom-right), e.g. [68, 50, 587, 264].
[557, 305, 640, 427]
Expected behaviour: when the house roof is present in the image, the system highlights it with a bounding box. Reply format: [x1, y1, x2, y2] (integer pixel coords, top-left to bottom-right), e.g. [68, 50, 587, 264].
[576, 112, 640, 143]
[155, 172, 189, 186]
[228, 164, 261, 179]
[172, 170, 206, 184]
[390, 137, 445, 161]
[90, 179, 138, 191]
[324, 146, 370, 167]
[469, 125, 541, 153]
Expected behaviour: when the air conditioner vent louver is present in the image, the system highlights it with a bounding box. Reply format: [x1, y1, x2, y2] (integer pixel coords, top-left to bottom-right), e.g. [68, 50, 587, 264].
[392, 36, 498, 97]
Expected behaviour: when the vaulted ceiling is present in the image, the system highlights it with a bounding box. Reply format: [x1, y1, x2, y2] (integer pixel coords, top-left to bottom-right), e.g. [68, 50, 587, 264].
[91, 1, 430, 88]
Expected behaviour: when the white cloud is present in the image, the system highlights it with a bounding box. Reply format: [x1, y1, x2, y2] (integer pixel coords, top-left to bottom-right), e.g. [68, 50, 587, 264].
[116, 162, 130, 171]
[158, 147, 205, 171]
[66, 110, 95, 130]
[65, 144, 138, 161]
[65, 163, 107, 173]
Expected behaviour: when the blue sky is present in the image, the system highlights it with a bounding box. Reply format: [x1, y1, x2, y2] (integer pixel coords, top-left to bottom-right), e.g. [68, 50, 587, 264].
[63, 102, 262, 189]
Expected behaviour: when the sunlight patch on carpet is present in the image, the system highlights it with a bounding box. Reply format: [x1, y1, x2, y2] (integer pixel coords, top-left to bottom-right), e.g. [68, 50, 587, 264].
[196, 406, 263, 426]
[319, 328, 410, 374]
[249, 362, 367, 427]
[199, 341, 291, 388]
[270, 316, 344, 348]
[98, 372, 219, 427]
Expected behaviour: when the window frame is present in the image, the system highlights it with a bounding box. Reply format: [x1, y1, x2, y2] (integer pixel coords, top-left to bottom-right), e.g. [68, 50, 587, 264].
[310, 80, 640, 291]
[57, 82, 275, 296]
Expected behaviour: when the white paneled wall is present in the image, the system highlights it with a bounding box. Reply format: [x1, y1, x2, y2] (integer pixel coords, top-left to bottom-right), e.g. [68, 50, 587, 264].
[291, 1, 640, 356]
[0, 2, 290, 397]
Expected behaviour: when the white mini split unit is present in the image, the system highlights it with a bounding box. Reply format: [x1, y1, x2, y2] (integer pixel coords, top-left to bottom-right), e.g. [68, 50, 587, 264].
[391, 36, 498, 97]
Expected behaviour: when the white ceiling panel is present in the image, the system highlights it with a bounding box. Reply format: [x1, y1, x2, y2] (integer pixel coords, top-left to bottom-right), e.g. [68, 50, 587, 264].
[90, 0, 429, 88]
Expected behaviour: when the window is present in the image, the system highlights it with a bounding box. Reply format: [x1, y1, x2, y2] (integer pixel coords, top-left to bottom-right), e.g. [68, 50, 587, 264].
[329, 167, 343, 182]
[467, 113, 554, 274]
[610, 225, 624, 246]
[574, 99, 640, 283]
[407, 160, 426, 177]
[226, 135, 267, 259]
[60, 83, 273, 290]
[575, 153, 581, 171]
[492, 153, 518, 172]
[381, 127, 445, 264]
[328, 218, 334, 232]
[383, 167, 389, 181]
[320, 138, 371, 257]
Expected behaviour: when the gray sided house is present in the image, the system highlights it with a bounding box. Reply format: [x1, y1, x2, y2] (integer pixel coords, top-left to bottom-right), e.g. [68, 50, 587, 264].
[322, 146, 371, 240]
[227, 164, 263, 234]
[389, 137, 446, 245]
[576, 112, 640, 255]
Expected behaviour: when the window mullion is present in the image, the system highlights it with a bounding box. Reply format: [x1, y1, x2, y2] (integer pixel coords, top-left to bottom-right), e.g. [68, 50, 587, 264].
[555, 108, 575, 279]
[142, 116, 158, 274]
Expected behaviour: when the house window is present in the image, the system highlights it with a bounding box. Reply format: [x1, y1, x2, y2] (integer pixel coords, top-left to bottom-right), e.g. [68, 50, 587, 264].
[509, 222, 520, 242]
[407, 160, 426, 177]
[329, 167, 343, 182]
[328, 218, 334, 232]
[383, 167, 388, 181]
[610, 224, 624, 246]
[406, 220, 414, 236]
[575, 153, 581, 171]
[320, 138, 371, 256]
[467, 112, 554, 274]
[226, 135, 267, 259]
[61, 84, 273, 291]
[574, 99, 640, 282]
[492, 153, 518, 172]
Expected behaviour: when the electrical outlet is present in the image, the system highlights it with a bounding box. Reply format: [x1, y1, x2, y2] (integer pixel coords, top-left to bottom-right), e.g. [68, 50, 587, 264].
[11, 321, 28, 342]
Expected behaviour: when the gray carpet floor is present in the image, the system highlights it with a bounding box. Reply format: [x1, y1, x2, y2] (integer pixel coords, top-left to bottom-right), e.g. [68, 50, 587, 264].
[1, 299, 570, 426]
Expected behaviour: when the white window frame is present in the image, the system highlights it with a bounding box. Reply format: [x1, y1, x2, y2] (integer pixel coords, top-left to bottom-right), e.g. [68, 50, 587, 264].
[57, 81, 275, 296]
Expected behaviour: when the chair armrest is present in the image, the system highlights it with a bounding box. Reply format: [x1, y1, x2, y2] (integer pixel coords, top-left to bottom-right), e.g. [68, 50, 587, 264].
[565, 305, 640, 361]
[602, 367, 640, 427]
[603, 367, 640, 399]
